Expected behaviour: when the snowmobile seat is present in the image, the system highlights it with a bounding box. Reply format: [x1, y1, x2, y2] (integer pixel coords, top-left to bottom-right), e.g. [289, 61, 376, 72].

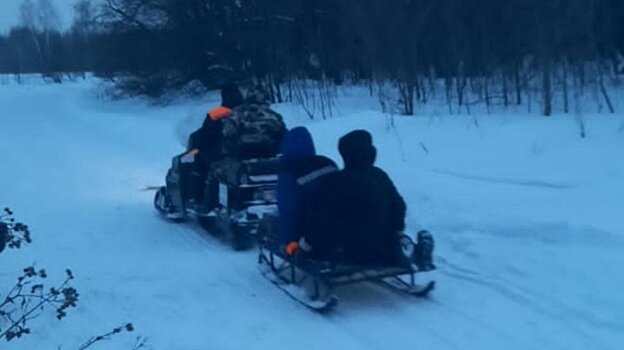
[211, 157, 279, 187]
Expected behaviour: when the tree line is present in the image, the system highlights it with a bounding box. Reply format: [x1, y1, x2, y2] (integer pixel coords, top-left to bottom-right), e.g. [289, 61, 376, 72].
[1, 0, 623, 115]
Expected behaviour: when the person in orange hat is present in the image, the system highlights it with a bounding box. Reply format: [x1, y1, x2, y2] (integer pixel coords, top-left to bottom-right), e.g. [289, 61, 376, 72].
[188, 82, 245, 174]
[164, 83, 244, 216]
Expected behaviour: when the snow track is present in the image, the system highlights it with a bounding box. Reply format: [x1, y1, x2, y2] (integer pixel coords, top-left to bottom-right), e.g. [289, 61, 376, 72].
[1, 81, 622, 349]
[432, 169, 579, 189]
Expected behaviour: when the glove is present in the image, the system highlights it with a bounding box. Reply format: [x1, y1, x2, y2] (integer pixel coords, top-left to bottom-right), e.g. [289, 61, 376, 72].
[285, 236, 314, 257]
[180, 149, 199, 164]
[285, 241, 299, 256]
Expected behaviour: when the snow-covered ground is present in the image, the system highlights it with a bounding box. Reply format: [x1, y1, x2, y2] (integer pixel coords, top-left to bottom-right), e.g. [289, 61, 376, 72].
[1, 79, 623, 350]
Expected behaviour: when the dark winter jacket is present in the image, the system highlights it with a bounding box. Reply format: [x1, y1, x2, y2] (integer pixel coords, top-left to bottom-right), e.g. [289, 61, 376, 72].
[187, 83, 244, 172]
[188, 107, 232, 173]
[307, 130, 406, 266]
[277, 127, 338, 244]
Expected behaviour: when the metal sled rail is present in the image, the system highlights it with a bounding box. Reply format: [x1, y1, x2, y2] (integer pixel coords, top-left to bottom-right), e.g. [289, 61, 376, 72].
[258, 240, 435, 312]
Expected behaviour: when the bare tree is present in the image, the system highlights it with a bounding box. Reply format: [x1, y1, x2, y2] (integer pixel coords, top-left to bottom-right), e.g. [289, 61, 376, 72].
[19, 0, 37, 30]
[19, 0, 43, 66]
[37, 0, 61, 33]
[71, 0, 95, 36]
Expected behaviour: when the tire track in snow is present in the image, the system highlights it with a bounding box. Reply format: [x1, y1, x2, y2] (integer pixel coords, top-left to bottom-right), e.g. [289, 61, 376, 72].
[432, 169, 579, 189]
[437, 258, 620, 349]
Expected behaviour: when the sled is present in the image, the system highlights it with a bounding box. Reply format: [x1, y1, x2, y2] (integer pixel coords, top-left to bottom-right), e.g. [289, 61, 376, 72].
[258, 234, 435, 312]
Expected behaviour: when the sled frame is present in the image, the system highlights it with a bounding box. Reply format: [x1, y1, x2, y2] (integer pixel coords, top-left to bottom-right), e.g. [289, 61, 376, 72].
[258, 239, 435, 311]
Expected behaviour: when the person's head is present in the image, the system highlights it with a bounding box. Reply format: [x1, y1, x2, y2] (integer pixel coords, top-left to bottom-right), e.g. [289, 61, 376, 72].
[245, 84, 271, 106]
[221, 82, 244, 109]
[281, 127, 315, 160]
[338, 130, 377, 169]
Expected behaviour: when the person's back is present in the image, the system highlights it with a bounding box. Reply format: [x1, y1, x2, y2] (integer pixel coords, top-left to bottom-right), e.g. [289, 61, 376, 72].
[277, 127, 337, 244]
[159, 83, 244, 217]
[309, 130, 406, 266]
[188, 83, 244, 171]
[222, 86, 286, 159]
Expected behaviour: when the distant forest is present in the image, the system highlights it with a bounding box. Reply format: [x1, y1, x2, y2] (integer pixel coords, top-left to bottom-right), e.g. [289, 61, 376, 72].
[1, 0, 623, 116]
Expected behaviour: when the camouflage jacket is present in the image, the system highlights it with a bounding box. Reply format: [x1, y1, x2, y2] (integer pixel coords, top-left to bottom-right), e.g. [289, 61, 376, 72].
[222, 102, 287, 159]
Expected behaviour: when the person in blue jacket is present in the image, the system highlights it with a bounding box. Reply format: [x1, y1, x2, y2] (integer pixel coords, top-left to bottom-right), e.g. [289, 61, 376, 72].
[277, 127, 337, 251]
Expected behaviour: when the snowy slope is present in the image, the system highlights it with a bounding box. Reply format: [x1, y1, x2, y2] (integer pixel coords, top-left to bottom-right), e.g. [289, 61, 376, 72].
[1, 79, 623, 350]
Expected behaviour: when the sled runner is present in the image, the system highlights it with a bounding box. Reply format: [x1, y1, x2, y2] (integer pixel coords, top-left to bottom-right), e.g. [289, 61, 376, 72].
[258, 233, 435, 312]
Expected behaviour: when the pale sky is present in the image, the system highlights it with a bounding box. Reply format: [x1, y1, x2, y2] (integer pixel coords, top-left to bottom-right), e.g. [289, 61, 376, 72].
[0, 0, 75, 33]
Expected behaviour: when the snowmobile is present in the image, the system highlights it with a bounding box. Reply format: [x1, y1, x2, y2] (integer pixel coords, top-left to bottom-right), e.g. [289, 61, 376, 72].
[257, 224, 436, 312]
[154, 151, 279, 250]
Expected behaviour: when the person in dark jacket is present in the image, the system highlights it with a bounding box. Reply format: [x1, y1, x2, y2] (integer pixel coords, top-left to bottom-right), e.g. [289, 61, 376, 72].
[188, 82, 245, 174]
[305, 130, 407, 266]
[164, 83, 244, 215]
[277, 127, 337, 248]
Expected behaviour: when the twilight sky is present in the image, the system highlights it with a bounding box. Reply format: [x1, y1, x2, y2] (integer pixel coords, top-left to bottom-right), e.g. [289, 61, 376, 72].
[0, 0, 75, 33]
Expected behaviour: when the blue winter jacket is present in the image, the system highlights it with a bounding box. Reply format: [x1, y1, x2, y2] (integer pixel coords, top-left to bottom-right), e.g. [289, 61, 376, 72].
[277, 127, 337, 243]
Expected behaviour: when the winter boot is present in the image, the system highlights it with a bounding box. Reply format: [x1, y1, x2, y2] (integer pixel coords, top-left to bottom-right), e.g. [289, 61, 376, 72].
[206, 177, 219, 208]
[412, 230, 435, 271]
[155, 186, 184, 220]
[187, 175, 219, 217]
[164, 166, 185, 217]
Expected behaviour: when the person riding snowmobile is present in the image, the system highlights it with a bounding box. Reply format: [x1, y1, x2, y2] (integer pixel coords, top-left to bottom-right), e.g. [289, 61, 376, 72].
[163, 83, 244, 216]
[194, 85, 287, 216]
[275, 127, 338, 250]
[188, 82, 245, 174]
[221, 85, 286, 159]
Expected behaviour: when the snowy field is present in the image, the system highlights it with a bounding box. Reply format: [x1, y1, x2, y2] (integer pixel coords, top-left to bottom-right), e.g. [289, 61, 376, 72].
[1, 79, 623, 350]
